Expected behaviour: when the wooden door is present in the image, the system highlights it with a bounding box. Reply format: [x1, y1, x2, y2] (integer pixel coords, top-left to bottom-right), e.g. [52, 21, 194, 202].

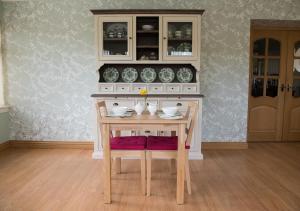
[248, 30, 287, 141]
[282, 31, 300, 141]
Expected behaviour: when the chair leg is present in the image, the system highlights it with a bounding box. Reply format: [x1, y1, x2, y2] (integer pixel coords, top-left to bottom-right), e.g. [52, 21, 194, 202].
[115, 157, 121, 174]
[140, 151, 146, 195]
[185, 151, 192, 195]
[146, 151, 152, 196]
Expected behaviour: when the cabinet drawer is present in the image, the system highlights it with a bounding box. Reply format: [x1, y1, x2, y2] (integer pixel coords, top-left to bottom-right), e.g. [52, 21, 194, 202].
[166, 84, 180, 93]
[149, 85, 163, 93]
[116, 84, 130, 93]
[160, 100, 190, 111]
[132, 85, 147, 93]
[99, 84, 114, 93]
[106, 100, 135, 109]
[182, 84, 197, 93]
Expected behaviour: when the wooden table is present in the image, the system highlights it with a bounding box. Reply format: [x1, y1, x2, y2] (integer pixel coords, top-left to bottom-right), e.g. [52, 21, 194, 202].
[100, 113, 189, 204]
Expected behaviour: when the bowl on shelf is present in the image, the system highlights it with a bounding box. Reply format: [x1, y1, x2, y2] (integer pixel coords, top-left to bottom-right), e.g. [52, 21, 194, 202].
[162, 107, 178, 116]
[112, 106, 128, 116]
[142, 24, 154, 31]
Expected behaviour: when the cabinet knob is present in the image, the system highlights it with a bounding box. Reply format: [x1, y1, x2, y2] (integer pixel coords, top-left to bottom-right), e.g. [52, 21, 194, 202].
[129, 37, 132, 39]
[163, 37, 167, 40]
[280, 84, 285, 92]
[177, 103, 182, 106]
[113, 103, 119, 106]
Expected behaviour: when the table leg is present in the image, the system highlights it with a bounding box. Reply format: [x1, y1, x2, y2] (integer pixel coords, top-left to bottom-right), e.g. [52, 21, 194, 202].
[177, 123, 185, 204]
[103, 124, 111, 203]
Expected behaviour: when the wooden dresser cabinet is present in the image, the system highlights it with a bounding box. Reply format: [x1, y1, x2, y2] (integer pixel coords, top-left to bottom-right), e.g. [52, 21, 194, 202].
[90, 10, 204, 159]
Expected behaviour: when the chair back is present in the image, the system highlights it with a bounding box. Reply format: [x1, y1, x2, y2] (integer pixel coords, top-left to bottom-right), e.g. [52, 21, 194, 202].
[184, 101, 199, 147]
[96, 101, 110, 147]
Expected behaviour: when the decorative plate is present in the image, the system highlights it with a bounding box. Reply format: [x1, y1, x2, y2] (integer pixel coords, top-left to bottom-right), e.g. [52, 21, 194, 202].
[159, 68, 175, 83]
[103, 67, 119, 82]
[122, 67, 138, 83]
[141, 67, 156, 83]
[177, 42, 192, 52]
[177, 67, 193, 83]
[106, 23, 127, 34]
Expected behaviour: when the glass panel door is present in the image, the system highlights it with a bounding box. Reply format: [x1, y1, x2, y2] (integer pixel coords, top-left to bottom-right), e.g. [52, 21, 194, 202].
[163, 16, 198, 61]
[99, 17, 132, 60]
[292, 41, 300, 97]
[251, 38, 281, 98]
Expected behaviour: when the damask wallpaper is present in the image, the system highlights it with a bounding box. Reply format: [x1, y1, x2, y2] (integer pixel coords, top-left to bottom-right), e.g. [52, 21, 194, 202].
[1, 0, 299, 142]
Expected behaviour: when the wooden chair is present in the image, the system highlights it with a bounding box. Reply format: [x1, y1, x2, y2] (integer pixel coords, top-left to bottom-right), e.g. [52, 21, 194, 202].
[146, 102, 198, 196]
[96, 101, 147, 195]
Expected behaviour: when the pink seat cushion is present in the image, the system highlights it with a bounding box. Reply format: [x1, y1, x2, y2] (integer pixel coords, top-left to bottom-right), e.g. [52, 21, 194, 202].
[110, 136, 147, 150]
[147, 136, 190, 150]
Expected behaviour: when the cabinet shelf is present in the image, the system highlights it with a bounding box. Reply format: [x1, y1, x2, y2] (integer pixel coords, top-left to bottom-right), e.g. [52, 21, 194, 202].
[168, 38, 192, 41]
[136, 45, 159, 49]
[136, 30, 159, 33]
[103, 38, 128, 41]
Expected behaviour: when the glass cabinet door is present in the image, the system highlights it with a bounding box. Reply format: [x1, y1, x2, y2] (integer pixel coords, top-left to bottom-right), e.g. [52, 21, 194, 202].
[99, 17, 133, 60]
[162, 16, 198, 61]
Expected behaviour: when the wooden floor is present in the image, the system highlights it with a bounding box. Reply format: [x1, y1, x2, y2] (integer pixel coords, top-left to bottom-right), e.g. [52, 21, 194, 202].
[0, 143, 300, 211]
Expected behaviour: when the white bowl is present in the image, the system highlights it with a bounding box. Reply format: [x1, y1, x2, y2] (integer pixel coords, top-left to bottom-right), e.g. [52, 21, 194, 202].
[112, 106, 128, 115]
[162, 107, 178, 116]
[142, 25, 154, 31]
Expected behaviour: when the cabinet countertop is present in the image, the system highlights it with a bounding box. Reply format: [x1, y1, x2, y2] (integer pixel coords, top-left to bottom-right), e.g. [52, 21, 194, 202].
[91, 94, 204, 98]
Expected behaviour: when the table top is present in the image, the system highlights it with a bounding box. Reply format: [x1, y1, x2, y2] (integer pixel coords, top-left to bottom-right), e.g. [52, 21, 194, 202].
[99, 112, 189, 124]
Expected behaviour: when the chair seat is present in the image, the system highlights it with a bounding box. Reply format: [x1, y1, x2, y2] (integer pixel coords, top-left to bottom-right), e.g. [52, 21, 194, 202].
[110, 136, 147, 150]
[147, 136, 190, 150]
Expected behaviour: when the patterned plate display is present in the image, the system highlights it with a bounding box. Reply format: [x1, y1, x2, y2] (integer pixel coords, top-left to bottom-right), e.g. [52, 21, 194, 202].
[159, 68, 175, 83]
[103, 67, 119, 82]
[141, 67, 156, 83]
[122, 67, 138, 83]
[177, 67, 193, 83]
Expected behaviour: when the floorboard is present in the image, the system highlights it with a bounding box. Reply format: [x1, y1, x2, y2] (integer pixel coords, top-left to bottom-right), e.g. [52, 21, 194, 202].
[0, 143, 299, 210]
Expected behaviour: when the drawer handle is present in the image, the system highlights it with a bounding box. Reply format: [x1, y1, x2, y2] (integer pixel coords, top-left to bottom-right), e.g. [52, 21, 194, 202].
[145, 130, 151, 133]
[177, 103, 182, 106]
[113, 103, 119, 106]
[188, 88, 191, 90]
[171, 88, 174, 90]
[105, 87, 108, 90]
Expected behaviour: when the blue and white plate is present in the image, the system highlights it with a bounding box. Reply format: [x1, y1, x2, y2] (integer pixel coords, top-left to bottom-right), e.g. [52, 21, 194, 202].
[177, 67, 193, 83]
[103, 67, 119, 82]
[159, 68, 175, 83]
[122, 67, 138, 83]
[141, 67, 156, 83]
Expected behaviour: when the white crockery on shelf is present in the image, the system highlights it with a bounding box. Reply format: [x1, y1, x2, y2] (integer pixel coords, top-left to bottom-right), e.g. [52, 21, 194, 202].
[134, 102, 144, 115]
[147, 103, 157, 116]
[162, 106, 178, 116]
[112, 106, 128, 116]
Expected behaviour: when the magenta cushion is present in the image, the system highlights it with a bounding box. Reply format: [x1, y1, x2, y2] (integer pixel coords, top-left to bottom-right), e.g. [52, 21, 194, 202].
[110, 136, 147, 150]
[147, 136, 190, 150]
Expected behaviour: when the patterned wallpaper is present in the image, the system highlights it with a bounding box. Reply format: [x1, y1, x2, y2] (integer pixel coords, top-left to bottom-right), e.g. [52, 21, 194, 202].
[1, 0, 299, 141]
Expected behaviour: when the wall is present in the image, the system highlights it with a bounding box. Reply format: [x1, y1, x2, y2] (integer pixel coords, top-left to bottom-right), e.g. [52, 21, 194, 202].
[1, 0, 299, 142]
[0, 112, 9, 143]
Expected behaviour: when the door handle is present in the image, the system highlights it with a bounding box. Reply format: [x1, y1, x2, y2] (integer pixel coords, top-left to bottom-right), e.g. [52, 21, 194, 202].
[280, 84, 285, 92]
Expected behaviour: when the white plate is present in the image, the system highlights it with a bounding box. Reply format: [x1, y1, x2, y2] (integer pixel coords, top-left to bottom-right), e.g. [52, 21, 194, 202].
[106, 112, 132, 117]
[159, 114, 183, 120]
